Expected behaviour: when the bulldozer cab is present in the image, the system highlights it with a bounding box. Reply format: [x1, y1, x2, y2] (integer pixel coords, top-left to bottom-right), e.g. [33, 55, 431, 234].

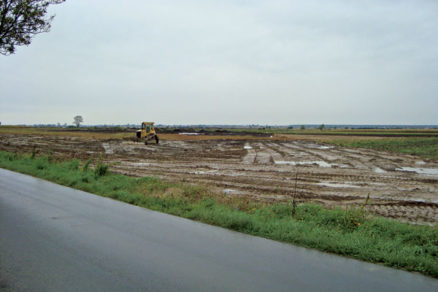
[142, 123, 151, 133]
[141, 122, 154, 133]
[137, 122, 159, 144]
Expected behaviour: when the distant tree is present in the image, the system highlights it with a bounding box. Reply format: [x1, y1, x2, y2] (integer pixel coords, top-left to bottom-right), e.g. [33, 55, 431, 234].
[0, 0, 65, 55]
[300, 125, 305, 130]
[319, 124, 325, 131]
[73, 115, 83, 128]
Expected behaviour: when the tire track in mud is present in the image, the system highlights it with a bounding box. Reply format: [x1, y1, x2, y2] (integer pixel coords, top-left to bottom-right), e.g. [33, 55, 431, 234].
[253, 142, 272, 164]
[163, 141, 436, 223]
[242, 143, 256, 164]
[111, 162, 438, 224]
[115, 155, 438, 206]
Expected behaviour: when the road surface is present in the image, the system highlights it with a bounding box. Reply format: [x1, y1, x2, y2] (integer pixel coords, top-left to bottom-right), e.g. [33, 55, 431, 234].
[1, 168, 437, 291]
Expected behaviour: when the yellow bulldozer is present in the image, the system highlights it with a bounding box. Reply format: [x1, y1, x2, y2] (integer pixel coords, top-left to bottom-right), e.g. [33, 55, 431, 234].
[136, 122, 159, 144]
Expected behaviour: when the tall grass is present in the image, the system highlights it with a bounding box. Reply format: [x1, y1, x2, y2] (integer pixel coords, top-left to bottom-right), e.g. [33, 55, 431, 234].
[0, 150, 437, 278]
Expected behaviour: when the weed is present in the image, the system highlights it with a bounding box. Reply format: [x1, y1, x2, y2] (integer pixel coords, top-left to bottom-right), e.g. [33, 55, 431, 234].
[31, 147, 37, 159]
[47, 149, 54, 163]
[363, 193, 370, 207]
[95, 163, 108, 177]
[94, 153, 108, 177]
[82, 158, 93, 172]
[291, 169, 298, 216]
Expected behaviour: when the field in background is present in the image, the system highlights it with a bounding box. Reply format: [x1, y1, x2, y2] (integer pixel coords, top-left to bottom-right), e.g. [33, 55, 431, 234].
[1, 125, 437, 225]
[1, 125, 437, 159]
[225, 127, 438, 160]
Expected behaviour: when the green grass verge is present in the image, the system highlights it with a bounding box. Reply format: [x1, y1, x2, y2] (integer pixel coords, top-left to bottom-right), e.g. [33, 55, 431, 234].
[328, 138, 438, 160]
[1, 150, 437, 278]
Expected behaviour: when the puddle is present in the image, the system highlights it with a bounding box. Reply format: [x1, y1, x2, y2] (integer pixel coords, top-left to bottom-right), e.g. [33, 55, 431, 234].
[102, 143, 114, 154]
[275, 160, 334, 168]
[126, 162, 151, 167]
[410, 198, 426, 203]
[415, 161, 426, 166]
[194, 170, 218, 175]
[305, 144, 334, 150]
[244, 145, 253, 150]
[316, 182, 360, 188]
[395, 167, 438, 176]
[179, 132, 201, 135]
[374, 167, 387, 174]
[318, 146, 334, 150]
[223, 188, 238, 194]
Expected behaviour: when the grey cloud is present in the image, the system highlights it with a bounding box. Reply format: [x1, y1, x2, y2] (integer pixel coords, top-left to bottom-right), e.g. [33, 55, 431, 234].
[0, 0, 437, 125]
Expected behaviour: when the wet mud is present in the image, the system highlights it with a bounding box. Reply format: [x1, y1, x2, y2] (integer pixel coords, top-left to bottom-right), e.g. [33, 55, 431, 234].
[1, 133, 437, 224]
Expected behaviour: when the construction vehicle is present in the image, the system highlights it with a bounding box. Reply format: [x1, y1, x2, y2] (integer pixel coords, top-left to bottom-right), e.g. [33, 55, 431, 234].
[136, 122, 159, 144]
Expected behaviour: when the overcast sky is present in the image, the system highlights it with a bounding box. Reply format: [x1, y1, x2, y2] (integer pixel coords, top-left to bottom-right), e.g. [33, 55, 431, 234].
[1, 0, 437, 125]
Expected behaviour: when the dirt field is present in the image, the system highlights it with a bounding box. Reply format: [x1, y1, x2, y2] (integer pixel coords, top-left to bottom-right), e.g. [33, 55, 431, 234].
[1, 132, 437, 224]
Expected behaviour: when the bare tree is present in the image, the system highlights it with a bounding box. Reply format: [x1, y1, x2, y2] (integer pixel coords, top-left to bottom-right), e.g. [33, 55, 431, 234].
[73, 115, 83, 128]
[0, 0, 65, 55]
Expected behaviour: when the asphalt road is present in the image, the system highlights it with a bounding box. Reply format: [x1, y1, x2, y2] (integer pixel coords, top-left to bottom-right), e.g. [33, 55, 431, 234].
[1, 168, 437, 292]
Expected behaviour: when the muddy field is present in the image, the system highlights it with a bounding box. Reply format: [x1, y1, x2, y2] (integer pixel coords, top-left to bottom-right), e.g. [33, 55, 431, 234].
[1, 133, 438, 224]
